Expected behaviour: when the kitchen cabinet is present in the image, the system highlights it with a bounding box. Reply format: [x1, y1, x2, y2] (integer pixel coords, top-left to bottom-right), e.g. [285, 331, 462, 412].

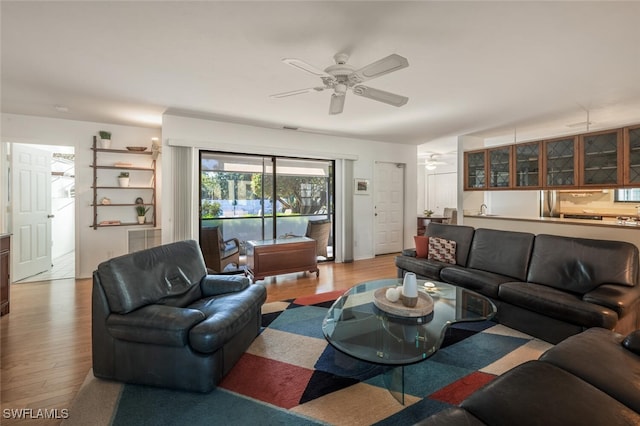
[91, 136, 156, 229]
[464, 123, 640, 192]
[544, 136, 577, 188]
[624, 125, 640, 185]
[464, 150, 487, 190]
[579, 129, 622, 187]
[487, 146, 512, 188]
[513, 141, 541, 188]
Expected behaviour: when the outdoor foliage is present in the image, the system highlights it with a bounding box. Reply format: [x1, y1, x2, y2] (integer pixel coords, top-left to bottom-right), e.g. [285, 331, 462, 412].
[251, 174, 328, 214]
[201, 200, 223, 218]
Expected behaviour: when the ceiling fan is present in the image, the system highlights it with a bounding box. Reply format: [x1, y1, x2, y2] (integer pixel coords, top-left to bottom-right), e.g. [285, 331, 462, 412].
[270, 53, 409, 115]
[419, 154, 450, 170]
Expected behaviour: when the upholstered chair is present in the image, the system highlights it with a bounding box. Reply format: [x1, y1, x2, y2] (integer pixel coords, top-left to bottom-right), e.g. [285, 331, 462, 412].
[306, 219, 332, 257]
[92, 239, 266, 392]
[200, 226, 240, 272]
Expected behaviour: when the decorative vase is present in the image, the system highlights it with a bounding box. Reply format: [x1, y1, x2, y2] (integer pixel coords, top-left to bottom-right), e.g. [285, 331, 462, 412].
[401, 272, 418, 308]
[118, 177, 129, 187]
[100, 139, 111, 149]
[137, 216, 145, 224]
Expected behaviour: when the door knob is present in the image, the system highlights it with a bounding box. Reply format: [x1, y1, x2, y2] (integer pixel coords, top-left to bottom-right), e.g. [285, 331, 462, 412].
[47, 214, 55, 218]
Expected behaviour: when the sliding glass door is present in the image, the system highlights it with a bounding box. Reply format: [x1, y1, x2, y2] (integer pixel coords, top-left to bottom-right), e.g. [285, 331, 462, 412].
[200, 152, 334, 260]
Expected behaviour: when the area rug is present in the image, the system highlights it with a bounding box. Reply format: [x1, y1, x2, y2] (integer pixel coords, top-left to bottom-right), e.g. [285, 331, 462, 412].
[64, 290, 552, 426]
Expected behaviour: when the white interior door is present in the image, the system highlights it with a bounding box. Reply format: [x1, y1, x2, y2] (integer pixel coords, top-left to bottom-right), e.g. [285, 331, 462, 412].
[374, 162, 404, 255]
[11, 144, 52, 281]
[427, 172, 457, 213]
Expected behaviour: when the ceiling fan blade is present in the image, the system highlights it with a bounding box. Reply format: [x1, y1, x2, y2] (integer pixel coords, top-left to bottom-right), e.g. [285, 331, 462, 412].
[329, 94, 345, 115]
[353, 85, 408, 107]
[270, 87, 325, 99]
[282, 58, 333, 78]
[351, 54, 409, 83]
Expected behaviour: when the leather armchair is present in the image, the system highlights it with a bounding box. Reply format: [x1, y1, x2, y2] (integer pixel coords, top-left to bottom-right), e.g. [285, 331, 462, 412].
[92, 240, 266, 392]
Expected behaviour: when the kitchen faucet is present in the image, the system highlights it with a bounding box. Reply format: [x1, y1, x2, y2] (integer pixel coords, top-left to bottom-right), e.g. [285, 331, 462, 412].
[480, 204, 488, 215]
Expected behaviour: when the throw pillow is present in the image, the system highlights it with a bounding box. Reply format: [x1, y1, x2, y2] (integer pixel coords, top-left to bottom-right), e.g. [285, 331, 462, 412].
[414, 236, 429, 258]
[428, 237, 457, 264]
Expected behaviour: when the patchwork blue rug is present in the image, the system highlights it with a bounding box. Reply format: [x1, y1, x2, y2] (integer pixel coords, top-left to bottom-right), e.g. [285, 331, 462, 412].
[66, 292, 552, 426]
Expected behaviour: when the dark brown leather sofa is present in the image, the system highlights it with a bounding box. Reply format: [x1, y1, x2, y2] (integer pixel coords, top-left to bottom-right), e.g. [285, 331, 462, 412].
[396, 223, 640, 343]
[92, 239, 266, 392]
[417, 327, 640, 426]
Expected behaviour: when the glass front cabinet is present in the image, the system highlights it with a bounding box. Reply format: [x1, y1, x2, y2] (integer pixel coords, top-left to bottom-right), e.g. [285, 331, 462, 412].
[487, 146, 512, 189]
[579, 129, 622, 187]
[464, 150, 487, 190]
[513, 141, 541, 188]
[544, 136, 577, 188]
[463, 125, 640, 191]
[624, 125, 640, 185]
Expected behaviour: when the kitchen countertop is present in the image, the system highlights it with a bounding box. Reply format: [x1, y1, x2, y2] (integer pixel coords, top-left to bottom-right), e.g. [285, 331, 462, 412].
[463, 214, 640, 229]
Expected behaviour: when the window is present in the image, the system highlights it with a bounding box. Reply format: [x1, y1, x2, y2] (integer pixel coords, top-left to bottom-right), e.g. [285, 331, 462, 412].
[615, 188, 640, 203]
[200, 152, 335, 260]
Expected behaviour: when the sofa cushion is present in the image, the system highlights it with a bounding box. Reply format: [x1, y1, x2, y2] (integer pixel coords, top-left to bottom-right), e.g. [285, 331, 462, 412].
[107, 304, 206, 347]
[428, 237, 456, 264]
[188, 284, 266, 353]
[395, 255, 447, 280]
[461, 360, 640, 426]
[540, 327, 640, 414]
[527, 234, 639, 294]
[425, 223, 475, 266]
[97, 240, 208, 314]
[466, 229, 534, 281]
[623, 330, 640, 355]
[440, 267, 508, 299]
[414, 235, 429, 258]
[415, 407, 486, 426]
[499, 281, 618, 329]
[583, 284, 640, 317]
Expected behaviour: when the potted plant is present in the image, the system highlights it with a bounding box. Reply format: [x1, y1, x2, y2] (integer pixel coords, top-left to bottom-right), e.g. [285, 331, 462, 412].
[98, 131, 112, 149]
[118, 171, 130, 187]
[135, 205, 150, 224]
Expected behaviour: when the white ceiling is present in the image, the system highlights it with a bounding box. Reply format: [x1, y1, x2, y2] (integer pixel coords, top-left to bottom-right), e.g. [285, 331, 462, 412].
[3, 1, 640, 149]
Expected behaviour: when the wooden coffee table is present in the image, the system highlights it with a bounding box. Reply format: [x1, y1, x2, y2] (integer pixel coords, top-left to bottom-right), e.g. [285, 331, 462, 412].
[246, 237, 319, 281]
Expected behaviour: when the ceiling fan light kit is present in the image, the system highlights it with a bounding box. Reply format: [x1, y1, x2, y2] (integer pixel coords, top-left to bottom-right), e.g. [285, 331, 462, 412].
[271, 53, 409, 115]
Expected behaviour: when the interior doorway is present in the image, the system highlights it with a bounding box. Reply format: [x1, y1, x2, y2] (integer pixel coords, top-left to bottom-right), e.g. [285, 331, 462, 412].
[374, 161, 405, 255]
[10, 143, 75, 283]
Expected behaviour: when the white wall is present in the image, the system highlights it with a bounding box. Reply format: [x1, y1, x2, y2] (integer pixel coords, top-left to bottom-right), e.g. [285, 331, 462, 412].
[1, 113, 160, 278]
[486, 191, 540, 218]
[160, 113, 418, 261]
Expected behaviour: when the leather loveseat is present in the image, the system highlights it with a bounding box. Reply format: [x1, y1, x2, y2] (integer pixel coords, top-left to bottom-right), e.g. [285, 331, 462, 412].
[92, 239, 266, 392]
[417, 327, 640, 425]
[395, 223, 640, 343]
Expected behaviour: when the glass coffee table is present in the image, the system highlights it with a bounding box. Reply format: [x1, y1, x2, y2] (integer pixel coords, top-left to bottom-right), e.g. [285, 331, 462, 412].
[321, 278, 497, 404]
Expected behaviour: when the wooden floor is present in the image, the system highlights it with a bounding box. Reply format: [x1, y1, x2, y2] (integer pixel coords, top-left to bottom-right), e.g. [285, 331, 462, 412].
[0, 254, 398, 425]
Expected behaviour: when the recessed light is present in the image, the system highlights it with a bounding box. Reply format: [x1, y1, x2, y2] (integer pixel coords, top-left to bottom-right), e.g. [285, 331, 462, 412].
[54, 105, 69, 112]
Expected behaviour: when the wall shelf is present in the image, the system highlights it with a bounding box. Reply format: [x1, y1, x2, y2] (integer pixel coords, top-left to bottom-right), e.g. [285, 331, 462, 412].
[91, 136, 156, 229]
